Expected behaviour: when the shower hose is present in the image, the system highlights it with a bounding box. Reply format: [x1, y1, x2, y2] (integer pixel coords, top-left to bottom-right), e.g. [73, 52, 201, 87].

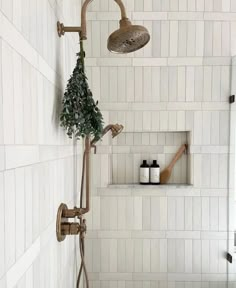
[77, 150, 89, 288]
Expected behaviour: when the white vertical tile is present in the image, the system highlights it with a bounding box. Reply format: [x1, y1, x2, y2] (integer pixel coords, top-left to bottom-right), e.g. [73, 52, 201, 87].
[205, 0, 213, 11]
[210, 197, 219, 231]
[202, 154, 211, 188]
[185, 240, 192, 273]
[170, 21, 178, 57]
[109, 67, 118, 103]
[186, 67, 195, 102]
[126, 67, 135, 102]
[187, 22, 196, 56]
[13, 52, 23, 144]
[188, 0, 196, 11]
[204, 22, 213, 56]
[178, 21, 187, 56]
[109, 239, 117, 272]
[135, 0, 143, 11]
[193, 197, 201, 230]
[211, 112, 220, 145]
[134, 197, 142, 230]
[179, 0, 187, 11]
[220, 66, 230, 102]
[177, 67, 186, 102]
[221, 22, 230, 56]
[193, 240, 201, 273]
[210, 154, 219, 188]
[160, 67, 169, 102]
[101, 67, 109, 102]
[92, 67, 101, 102]
[2, 41, 14, 144]
[196, 21, 204, 56]
[151, 197, 160, 230]
[222, 0, 230, 11]
[144, 21, 153, 57]
[218, 154, 228, 189]
[169, 111, 177, 131]
[202, 240, 210, 273]
[213, 22, 222, 56]
[194, 67, 203, 102]
[135, 111, 143, 132]
[117, 197, 126, 230]
[1, 0, 13, 20]
[175, 239, 185, 272]
[175, 197, 184, 230]
[169, 67, 177, 102]
[161, 21, 170, 57]
[101, 239, 110, 272]
[209, 240, 219, 273]
[202, 197, 210, 231]
[135, 67, 143, 102]
[151, 239, 160, 272]
[109, 197, 118, 230]
[202, 112, 211, 145]
[168, 198, 176, 230]
[185, 197, 193, 230]
[170, 0, 179, 11]
[193, 111, 202, 145]
[160, 197, 168, 230]
[125, 239, 134, 272]
[143, 67, 152, 103]
[203, 66, 212, 101]
[219, 197, 227, 231]
[143, 197, 151, 230]
[153, 21, 161, 57]
[4, 170, 15, 270]
[160, 239, 168, 272]
[15, 168, 25, 259]
[0, 173, 5, 278]
[168, 239, 176, 272]
[177, 111, 185, 131]
[143, 239, 151, 272]
[151, 67, 160, 102]
[160, 112, 169, 131]
[134, 239, 143, 272]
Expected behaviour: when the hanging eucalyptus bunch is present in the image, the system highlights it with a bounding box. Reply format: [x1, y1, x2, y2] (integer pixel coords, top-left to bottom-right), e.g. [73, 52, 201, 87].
[60, 41, 104, 140]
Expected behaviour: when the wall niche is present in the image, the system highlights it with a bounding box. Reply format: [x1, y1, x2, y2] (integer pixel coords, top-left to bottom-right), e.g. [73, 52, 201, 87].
[110, 131, 191, 185]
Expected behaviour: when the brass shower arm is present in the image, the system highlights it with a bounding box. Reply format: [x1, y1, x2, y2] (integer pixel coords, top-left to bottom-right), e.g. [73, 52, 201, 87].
[114, 0, 128, 19]
[57, 0, 128, 39]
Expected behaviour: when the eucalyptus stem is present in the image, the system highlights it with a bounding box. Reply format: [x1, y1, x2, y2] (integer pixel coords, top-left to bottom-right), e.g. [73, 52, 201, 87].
[60, 37, 104, 140]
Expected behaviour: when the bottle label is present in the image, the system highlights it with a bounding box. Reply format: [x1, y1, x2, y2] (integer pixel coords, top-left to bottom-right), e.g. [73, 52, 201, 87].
[140, 168, 149, 183]
[150, 168, 160, 183]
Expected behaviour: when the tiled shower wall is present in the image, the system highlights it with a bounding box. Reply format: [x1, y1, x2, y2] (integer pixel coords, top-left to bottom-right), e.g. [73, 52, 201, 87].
[0, 0, 83, 287]
[84, 0, 236, 287]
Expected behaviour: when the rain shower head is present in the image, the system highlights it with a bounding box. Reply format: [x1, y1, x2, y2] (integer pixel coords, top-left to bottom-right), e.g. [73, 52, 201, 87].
[57, 0, 150, 54]
[107, 18, 150, 54]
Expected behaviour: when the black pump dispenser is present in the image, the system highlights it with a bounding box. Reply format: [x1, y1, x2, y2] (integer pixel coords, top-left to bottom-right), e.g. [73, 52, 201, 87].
[140, 160, 150, 185]
[150, 160, 160, 185]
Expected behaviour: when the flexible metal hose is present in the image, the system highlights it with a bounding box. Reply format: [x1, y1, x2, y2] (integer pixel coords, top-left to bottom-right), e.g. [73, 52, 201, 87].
[76, 149, 89, 288]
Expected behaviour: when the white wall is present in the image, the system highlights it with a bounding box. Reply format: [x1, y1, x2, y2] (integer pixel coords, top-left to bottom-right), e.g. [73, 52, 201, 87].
[0, 0, 83, 287]
[84, 0, 236, 287]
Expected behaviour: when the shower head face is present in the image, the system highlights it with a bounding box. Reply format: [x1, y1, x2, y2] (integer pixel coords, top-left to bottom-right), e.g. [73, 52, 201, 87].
[111, 124, 124, 138]
[107, 23, 150, 54]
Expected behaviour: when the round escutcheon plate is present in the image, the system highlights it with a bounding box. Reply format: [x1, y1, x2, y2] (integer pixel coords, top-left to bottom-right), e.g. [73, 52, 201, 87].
[56, 203, 68, 242]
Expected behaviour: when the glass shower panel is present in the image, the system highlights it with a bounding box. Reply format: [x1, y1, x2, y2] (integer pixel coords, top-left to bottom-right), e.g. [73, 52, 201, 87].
[228, 56, 236, 283]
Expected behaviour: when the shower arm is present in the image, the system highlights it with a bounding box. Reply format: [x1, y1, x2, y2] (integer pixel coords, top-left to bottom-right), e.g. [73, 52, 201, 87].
[57, 0, 128, 39]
